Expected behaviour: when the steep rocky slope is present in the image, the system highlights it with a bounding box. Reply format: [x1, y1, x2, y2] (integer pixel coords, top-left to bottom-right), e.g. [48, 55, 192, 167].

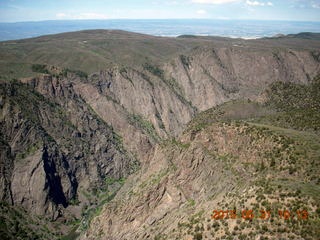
[0, 78, 137, 237]
[0, 31, 319, 239]
[82, 77, 320, 240]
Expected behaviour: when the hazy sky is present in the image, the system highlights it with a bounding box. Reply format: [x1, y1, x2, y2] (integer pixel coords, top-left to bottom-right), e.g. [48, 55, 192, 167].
[0, 0, 319, 22]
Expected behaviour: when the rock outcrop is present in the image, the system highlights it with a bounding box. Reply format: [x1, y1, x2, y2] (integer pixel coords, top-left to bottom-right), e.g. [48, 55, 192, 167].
[82, 88, 320, 239]
[0, 79, 137, 224]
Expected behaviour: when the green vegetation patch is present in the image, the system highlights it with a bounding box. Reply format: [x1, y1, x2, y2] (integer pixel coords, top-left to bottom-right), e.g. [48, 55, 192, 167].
[0, 202, 58, 240]
[61, 68, 88, 79]
[143, 62, 165, 79]
[31, 64, 49, 74]
[262, 75, 320, 132]
[79, 177, 127, 231]
[128, 113, 160, 142]
[16, 141, 42, 160]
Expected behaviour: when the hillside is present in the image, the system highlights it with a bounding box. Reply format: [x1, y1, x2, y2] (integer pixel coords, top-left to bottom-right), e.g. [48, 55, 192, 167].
[0, 30, 319, 79]
[0, 78, 139, 238]
[0, 30, 319, 239]
[82, 76, 320, 240]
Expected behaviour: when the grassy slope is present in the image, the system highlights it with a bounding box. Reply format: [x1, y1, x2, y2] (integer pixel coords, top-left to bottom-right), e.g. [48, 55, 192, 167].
[189, 75, 320, 181]
[0, 30, 319, 79]
[0, 30, 199, 79]
[175, 76, 320, 239]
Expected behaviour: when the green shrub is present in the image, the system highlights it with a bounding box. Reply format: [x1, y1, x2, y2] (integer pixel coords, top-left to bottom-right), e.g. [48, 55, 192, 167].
[62, 68, 88, 79]
[31, 64, 49, 74]
[143, 63, 164, 79]
[193, 232, 203, 240]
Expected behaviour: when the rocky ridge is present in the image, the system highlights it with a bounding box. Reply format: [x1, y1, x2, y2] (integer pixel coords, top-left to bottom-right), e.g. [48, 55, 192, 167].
[82, 78, 320, 239]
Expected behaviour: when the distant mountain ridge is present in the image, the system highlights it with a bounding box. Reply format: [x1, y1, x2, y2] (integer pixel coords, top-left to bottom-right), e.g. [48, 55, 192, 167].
[270, 32, 320, 40]
[0, 19, 319, 41]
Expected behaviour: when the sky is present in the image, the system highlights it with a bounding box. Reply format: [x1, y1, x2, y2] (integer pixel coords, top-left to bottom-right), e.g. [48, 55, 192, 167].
[0, 0, 319, 22]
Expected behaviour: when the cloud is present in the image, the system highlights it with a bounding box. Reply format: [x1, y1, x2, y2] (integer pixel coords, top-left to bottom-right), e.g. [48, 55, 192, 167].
[196, 9, 207, 14]
[166, 1, 179, 5]
[289, 0, 320, 9]
[56, 13, 67, 18]
[191, 0, 274, 6]
[56, 12, 109, 20]
[246, 0, 273, 6]
[77, 13, 109, 19]
[312, 2, 320, 8]
[246, 0, 263, 6]
[191, 0, 239, 4]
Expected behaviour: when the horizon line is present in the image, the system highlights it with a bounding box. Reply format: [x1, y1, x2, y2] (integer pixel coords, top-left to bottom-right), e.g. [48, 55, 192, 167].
[1, 18, 320, 24]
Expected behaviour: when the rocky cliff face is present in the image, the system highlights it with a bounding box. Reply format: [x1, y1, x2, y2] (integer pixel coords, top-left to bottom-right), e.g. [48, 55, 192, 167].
[0, 78, 137, 227]
[55, 45, 319, 157]
[81, 90, 320, 239]
[0, 31, 319, 238]
[166, 47, 319, 110]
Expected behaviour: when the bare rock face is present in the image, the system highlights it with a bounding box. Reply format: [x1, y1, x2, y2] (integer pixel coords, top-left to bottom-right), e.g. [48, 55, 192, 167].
[0, 79, 137, 223]
[72, 46, 319, 142]
[0, 141, 13, 204]
[82, 119, 320, 240]
[79, 123, 271, 239]
[166, 47, 319, 111]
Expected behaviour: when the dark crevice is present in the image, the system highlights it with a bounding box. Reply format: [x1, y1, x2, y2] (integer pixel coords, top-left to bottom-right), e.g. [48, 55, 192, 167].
[42, 146, 67, 208]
